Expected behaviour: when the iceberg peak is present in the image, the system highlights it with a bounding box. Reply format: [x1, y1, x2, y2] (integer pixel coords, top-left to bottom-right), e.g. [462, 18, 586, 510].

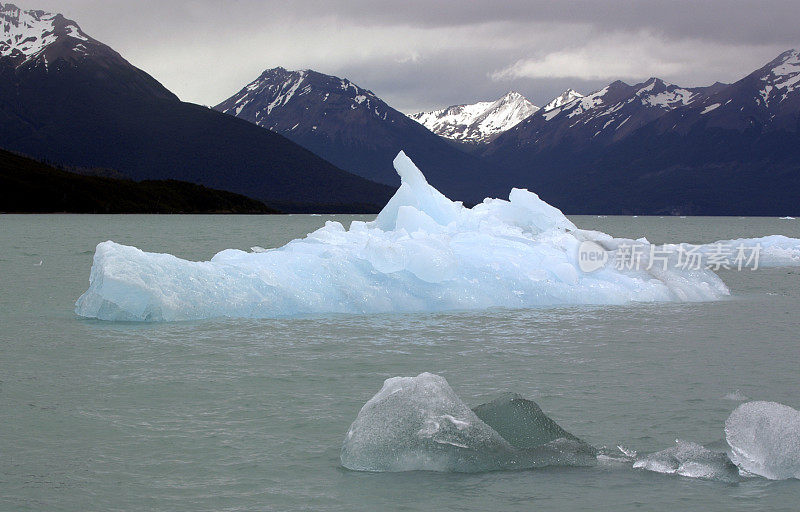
[392, 150, 427, 190]
[374, 151, 464, 231]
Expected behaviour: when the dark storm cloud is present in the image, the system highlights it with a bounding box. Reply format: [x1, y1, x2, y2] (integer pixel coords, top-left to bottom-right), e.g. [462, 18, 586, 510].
[286, 0, 800, 46]
[13, 1, 800, 111]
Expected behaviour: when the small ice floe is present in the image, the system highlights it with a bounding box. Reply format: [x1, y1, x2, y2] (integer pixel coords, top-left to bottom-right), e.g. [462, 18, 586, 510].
[725, 401, 800, 480]
[633, 440, 740, 482]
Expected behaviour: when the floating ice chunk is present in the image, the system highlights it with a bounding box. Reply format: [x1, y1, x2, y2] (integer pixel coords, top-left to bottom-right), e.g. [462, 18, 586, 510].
[725, 401, 800, 480]
[664, 235, 800, 269]
[76, 151, 766, 321]
[340, 373, 517, 472]
[633, 440, 739, 482]
[340, 373, 595, 473]
[734, 235, 800, 267]
[617, 445, 638, 458]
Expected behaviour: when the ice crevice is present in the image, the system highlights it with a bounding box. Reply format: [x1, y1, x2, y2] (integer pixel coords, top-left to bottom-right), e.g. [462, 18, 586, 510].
[75, 151, 800, 321]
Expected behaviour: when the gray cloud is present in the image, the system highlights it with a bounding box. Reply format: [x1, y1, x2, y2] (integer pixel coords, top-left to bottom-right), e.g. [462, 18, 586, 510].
[12, 0, 800, 112]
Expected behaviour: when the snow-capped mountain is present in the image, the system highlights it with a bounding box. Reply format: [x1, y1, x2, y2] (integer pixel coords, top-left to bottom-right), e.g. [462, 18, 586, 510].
[215, 68, 502, 201]
[216, 67, 405, 134]
[542, 89, 584, 112]
[491, 49, 800, 159]
[0, 3, 393, 211]
[3, 3, 799, 215]
[410, 91, 539, 144]
[0, 1, 177, 101]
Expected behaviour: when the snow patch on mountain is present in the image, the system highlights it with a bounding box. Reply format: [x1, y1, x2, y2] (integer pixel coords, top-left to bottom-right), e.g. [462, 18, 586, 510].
[542, 89, 584, 112]
[757, 49, 800, 106]
[564, 86, 609, 120]
[410, 92, 539, 144]
[0, 3, 88, 63]
[636, 79, 699, 109]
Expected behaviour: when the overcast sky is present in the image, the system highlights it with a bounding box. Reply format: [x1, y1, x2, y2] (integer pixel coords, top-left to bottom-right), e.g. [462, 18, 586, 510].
[15, 0, 800, 112]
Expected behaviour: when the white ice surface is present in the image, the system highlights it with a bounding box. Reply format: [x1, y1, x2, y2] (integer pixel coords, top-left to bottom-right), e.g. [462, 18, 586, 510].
[76, 151, 800, 322]
[662, 235, 800, 268]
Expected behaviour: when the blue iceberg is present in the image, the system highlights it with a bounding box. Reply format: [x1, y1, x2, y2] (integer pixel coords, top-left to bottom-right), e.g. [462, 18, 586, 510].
[77, 151, 800, 321]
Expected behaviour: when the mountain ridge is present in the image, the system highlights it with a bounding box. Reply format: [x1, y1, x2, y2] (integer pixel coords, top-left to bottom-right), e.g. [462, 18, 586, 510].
[481, 49, 800, 216]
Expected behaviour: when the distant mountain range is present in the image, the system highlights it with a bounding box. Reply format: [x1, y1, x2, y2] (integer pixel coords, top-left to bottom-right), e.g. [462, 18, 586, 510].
[483, 50, 800, 215]
[0, 2, 392, 212]
[485, 79, 728, 155]
[3, 2, 799, 215]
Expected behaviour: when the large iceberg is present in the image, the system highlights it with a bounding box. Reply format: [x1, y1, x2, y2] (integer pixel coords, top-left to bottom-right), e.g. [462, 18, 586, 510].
[339, 372, 595, 472]
[725, 401, 800, 480]
[76, 151, 800, 321]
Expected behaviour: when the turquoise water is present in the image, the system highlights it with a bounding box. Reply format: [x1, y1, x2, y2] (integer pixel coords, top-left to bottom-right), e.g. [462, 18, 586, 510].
[1, 214, 799, 511]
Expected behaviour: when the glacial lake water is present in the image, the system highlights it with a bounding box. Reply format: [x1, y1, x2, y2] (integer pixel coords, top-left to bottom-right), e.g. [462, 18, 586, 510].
[1, 214, 799, 511]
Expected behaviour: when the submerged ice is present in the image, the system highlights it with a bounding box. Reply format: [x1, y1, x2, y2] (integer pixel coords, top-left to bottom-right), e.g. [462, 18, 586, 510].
[75, 151, 800, 321]
[339, 373, 595, 473]
[633, 440, 740, 482]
